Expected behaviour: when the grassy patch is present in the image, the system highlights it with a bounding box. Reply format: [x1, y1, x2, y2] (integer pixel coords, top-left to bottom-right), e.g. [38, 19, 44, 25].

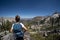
[30, 33, 45, 40]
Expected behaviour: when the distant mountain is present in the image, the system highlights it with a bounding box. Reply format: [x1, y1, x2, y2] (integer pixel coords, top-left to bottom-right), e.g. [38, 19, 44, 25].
[0, 17, 15, 22]
[45, 12, 60, 24]
[21, 18, 32, 20]
[0, 12, 60, 24]
[32, 16, 45, 21]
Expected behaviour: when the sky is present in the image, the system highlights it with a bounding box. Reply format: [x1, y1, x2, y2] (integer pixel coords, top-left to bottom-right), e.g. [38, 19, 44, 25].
[0, 0, 60, 18]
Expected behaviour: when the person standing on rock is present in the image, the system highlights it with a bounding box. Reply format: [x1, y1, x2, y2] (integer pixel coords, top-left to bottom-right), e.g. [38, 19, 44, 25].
[10, 15, 28, 40]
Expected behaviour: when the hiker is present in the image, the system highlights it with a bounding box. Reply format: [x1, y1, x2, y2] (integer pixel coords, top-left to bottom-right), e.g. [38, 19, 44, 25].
[10, 15, 28, 40]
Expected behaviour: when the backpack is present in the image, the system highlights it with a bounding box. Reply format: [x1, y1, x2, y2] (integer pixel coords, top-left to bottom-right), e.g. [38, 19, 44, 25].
[13, 23, 24, 37]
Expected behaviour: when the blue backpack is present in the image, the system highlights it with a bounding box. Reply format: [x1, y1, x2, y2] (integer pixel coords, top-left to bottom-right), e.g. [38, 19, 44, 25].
[13, 23, 24, 37]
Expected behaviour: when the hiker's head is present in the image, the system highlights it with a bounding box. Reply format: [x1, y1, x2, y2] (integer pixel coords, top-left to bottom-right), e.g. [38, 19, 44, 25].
[15, 15, 20, 22]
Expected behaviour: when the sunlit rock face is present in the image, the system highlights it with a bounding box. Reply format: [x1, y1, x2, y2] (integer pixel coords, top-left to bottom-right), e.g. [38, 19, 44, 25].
[45, 12, 60, 23]
[52, 13, 60, 18]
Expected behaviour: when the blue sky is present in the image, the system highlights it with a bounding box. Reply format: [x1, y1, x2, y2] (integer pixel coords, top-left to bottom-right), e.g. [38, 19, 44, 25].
[0, 0, 60, 18]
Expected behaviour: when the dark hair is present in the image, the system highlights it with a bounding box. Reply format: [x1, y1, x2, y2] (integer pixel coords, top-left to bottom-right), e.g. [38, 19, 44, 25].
[15, 15, 20, 22]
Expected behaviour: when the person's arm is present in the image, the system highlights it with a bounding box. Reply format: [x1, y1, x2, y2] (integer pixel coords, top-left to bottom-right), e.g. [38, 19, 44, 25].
[10, 24, 14, 33]
[20, 23, 28, 32]
[10, 28, 13, 33]
[23, 26, 28, 31]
